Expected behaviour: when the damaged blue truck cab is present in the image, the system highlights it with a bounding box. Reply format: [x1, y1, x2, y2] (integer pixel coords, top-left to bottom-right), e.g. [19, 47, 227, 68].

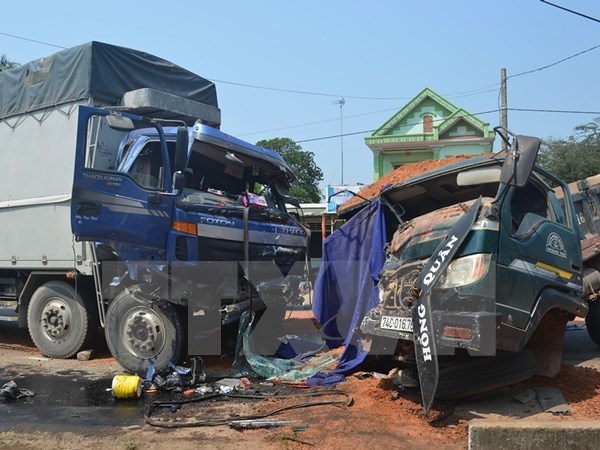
[71, 106, 308, 373]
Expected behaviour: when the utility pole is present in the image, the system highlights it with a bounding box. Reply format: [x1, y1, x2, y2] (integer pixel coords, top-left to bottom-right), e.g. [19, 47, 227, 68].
[500, 68, 508, 152]
[332, 98, 345, 185]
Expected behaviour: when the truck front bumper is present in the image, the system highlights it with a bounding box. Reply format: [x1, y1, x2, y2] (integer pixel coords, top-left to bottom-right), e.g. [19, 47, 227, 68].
[360, 306, 501, 356]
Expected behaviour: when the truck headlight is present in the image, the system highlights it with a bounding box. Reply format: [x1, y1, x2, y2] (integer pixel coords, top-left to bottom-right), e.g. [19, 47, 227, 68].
[438, 254, 491, 289]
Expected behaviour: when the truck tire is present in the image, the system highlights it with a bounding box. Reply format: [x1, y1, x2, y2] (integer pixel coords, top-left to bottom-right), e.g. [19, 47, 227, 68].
[105, 288, 184, 375]
[585, 300, 600, 345]
[27, 281, 97, 359]
[436, 350, 538, 400]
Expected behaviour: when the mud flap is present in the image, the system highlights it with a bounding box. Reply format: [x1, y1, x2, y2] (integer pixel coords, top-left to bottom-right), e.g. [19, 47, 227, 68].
[413, 197, 483, 413]
[412, 291, 438, 413]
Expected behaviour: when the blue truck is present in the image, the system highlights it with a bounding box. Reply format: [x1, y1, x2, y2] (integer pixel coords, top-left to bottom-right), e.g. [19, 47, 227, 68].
[0, 42, 308, 373]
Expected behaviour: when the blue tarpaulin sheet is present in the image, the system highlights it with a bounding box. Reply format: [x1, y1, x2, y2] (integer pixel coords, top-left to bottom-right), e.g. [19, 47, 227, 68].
[312, 200, 387, 373]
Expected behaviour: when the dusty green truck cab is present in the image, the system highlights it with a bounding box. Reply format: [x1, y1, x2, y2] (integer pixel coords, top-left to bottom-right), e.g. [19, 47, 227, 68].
[358, 131, 588, 407]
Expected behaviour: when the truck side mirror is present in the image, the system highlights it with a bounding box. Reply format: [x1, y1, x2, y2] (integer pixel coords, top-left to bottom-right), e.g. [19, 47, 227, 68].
[173, 126, 189, 173]
[173, 172, 185, 191]
[107, 115, 134, 132]
[499, 134, 540, 187]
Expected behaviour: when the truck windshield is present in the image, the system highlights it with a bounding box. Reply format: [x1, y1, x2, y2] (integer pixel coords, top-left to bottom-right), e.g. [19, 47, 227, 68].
[178, 143, 285, 212]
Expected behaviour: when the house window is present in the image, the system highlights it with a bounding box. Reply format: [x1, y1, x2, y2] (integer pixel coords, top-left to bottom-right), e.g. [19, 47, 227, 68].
[423, 115, 433, 134]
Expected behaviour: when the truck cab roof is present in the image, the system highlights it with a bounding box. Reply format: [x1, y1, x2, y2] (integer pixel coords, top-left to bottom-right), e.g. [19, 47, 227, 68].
[116, 124, 296, 187]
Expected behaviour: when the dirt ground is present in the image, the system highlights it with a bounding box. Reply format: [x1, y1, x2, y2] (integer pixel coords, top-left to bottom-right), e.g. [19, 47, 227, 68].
[0, 313, 599, 450]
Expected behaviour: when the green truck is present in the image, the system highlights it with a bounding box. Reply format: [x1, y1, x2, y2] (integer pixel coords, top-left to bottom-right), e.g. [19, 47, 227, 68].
[556, 173, 600, 343]
[354, 128, 596, 411]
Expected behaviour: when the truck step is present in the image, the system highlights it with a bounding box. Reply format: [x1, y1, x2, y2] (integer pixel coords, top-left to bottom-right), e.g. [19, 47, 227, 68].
[0, 300, 18, 322]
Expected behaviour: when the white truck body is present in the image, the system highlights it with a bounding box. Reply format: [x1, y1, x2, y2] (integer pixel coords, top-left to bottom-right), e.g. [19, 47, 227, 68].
[0, 102, 93, 273]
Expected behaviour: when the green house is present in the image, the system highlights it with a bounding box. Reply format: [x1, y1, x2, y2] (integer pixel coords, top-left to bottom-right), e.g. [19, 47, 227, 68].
[365, 87, 494, 180]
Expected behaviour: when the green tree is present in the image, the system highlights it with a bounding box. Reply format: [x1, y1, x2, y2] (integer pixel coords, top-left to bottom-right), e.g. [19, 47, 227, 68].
[256, 137, 323, 203]
[538, 117, 600, 183]
[0, 54, 18, 72]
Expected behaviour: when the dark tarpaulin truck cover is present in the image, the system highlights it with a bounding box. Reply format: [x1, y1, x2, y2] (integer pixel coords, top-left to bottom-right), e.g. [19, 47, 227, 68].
[0, 41, 217, 119]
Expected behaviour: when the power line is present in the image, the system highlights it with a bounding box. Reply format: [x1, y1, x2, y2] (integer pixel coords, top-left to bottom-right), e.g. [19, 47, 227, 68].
[239, 88, 501, 137]
[238, 106, 406, 137]
[508, 43, 600, 79]
[0, 31, 66, 49]
[296, 109, 501, 143]
[2, 29, 597, 106]
[509, 107, 600, 114]
[209, 78, 499, 101]
[211, 39, 599, 101]
[295, 107, 600, 144]
[241, 41, 600, 137]
[296, 128, 379, 143]
[208, 78, 399, 100]
[540, 0, 600, 24]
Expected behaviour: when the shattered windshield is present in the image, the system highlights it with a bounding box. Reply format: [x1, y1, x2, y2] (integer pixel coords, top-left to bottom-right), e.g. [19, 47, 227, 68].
[178, 141, 285, 212]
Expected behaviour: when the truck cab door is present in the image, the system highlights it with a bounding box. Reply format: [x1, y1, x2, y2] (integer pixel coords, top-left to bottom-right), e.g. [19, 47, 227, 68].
[71, 106, 174, 252]
[496, 179, 581, 329]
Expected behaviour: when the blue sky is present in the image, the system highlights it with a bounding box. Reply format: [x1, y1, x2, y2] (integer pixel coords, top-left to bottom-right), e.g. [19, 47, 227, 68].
[2, 1, 599, 192]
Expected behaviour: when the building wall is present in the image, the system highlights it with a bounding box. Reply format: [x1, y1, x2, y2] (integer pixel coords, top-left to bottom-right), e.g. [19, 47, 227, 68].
[388, 98, 450, 137]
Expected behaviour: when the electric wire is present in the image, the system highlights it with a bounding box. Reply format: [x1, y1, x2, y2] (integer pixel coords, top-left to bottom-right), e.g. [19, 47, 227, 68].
[145, 389, 353, 428]
[296, 108, 502, 143]
[209, 78, 499, 102]
[0, 31, 66, 49]
[1, 29, 597, 102]
[540, 0, 600, 24]
[509, 108, 600, 114]
[294, 107, 600, 144]
[3, 29, 599, 142]
[507, 43, 600, 79]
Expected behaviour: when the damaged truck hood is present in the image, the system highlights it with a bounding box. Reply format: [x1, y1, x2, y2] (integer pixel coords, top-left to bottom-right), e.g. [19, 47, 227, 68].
[389, 197, 496, 263]
[192, 123, 296, 186]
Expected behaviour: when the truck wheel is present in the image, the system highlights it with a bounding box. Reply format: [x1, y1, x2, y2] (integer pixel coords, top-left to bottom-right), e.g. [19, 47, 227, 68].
[436, 351, 538, 400]
[105, 288, 184, 375]
[585, 300, 600, 345]
[27, 281, 96, 359]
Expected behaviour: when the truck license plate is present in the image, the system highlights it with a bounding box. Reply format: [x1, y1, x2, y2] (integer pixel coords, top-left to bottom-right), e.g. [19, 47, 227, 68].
[380, 315, 413, 332]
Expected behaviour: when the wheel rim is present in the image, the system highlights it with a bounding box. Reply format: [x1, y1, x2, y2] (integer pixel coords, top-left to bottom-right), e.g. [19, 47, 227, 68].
[121, 306, 166, 359]
[40, 297, 73, 341]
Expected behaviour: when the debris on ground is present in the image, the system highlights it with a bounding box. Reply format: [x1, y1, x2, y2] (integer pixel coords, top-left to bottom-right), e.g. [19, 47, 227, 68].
[144, 386, 352, 429]
[388, 368, 419, 388]
[513, 388, 537, 404]
[76, 350, 94, 361]
[1, 381, 34, 400]
[229, 419, 295, 430]
[195, 385, 214, 395]
[523, 364, 600, 418]
[238, 377, 253, 390]
[190, 356, 206, 384]
[232, 311, 341, 382]
[535, 387, 571, 414]
[152, 372, 184, 393]
[215, 378, 239, 393]
[111, 374, 143, 399]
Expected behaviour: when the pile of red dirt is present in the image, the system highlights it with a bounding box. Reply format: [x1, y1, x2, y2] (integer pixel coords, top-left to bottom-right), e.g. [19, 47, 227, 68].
[340, 154, 492, 213]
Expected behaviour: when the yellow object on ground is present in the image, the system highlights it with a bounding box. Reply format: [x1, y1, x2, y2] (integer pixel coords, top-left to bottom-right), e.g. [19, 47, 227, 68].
[112, 374, 143, 399]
